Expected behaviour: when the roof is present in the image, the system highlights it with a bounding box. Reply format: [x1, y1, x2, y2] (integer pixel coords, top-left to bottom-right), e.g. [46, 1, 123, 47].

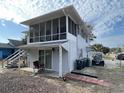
[0, 43, 14, 48]
[19, 40, 67, 49]
[21, 5, 83, 25]
[8, 39, 23, 46]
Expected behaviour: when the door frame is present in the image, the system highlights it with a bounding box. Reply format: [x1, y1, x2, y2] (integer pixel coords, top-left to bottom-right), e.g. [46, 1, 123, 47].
[39, 49, 53, 70]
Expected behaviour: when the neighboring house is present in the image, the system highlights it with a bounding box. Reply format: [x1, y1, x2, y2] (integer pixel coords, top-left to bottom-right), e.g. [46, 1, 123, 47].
[19, 5, 91, 77]
[0, 39, 22, 60]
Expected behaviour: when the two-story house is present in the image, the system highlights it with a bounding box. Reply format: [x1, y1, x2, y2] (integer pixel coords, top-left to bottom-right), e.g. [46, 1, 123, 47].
[19, 5, 91, 77]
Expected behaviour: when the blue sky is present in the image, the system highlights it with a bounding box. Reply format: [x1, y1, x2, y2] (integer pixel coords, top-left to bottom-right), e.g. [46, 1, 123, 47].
[0, 0, 124, 48]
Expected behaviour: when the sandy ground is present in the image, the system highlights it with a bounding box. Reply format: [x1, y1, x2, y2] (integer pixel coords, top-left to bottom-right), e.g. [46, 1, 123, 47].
[78, 67, 124, 93]
[0, 60, 124, 93]
[0, 69, 92, 93]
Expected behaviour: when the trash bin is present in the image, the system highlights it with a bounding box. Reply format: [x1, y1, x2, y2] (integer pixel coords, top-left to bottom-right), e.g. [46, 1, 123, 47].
[76, 60, 84, 70]
[81, 58, 90, 67]
[85, 58, 90, 67]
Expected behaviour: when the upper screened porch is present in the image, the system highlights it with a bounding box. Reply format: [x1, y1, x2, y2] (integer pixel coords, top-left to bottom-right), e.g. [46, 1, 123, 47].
[21, 5, 91, 44]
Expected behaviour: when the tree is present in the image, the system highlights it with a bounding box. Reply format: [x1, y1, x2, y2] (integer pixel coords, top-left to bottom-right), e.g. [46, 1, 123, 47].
[102, 47, 110, 54]
[91, 44, 110, 54]
[91, 44, 103, 52]
[83, 23, 96, 41]
[110, 48, 122, 53]
[116, 48, 122, 53]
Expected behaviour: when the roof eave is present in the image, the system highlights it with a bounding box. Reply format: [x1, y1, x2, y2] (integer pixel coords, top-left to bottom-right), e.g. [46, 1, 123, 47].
[20, 5, 83, 26]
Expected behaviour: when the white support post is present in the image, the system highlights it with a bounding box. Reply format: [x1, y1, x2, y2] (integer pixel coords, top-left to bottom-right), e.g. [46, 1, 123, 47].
[59, 45, 62, 77]
[68, 41, 72, 72]
[27, 32, 30, 44]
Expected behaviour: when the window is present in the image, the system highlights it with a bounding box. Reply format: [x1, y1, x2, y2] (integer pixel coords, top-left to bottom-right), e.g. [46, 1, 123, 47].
[40, 36, 45, 42]
[30, 24, 40, 42]
[53, 34, 59, 40]
[53, 18, 59, 34]
[30, 25, 34, 37]
[34, 24, 39, 36]
[40, 23, 45, 36]
[68, 17, 77, 36]
[60, 16, 66, 33]
[60, 33, 66, 39]
[40, 23, 45, 42]
[30, 25, 34, 42]
[46, 21, 51, 41]
[30, 38, 33, 43]
[34, 24, 39, 42]
[53, 18, 59, 40]
[46, 21, 51, 35]
[60, 16, 66, 39]
[30, 31, 34, 37]
[46, 35, 51, 41]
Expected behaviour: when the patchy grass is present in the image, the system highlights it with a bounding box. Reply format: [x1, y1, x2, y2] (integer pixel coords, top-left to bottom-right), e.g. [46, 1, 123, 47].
[103, 55, 113, 60]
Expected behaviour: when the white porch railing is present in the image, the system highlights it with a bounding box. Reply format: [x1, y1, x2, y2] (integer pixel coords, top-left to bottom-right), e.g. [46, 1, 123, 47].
[2, 49, 26, 68]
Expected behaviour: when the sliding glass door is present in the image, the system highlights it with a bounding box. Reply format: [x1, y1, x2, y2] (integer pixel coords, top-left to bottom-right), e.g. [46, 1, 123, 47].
[45, 50, 52, 69]
[39, 50, 52, 69]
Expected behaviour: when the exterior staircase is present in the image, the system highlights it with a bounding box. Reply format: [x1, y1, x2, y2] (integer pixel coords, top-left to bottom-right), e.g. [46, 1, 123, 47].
[2, 49, 26, 68]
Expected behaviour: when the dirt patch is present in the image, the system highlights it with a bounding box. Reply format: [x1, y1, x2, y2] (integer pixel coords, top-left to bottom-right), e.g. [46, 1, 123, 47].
[0, 69, 92, 93]
[71, 67, 124, 93]
[0, 67, 124, 93]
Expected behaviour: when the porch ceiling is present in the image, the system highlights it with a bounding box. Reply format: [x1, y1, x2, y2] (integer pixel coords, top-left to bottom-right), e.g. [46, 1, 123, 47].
[18, 40, 67, 50]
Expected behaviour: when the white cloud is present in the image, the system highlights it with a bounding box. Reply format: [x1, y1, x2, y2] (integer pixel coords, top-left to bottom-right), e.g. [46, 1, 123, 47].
[0, 0, 124, 37]
[1, 23, 6, 27]
[0, 20, 6, 27]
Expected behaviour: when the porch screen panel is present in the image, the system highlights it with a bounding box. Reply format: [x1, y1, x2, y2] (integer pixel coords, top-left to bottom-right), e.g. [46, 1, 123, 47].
[40, 23, 45, 42]
[60, 16, 66, 39]
[34, 24, 40, 42]
[46, 21, 51, 41]
[68, 17, 77, 36]
[29, 16, 67, 43]
[30, 24, 40, 42]
[30, 25, 34, 43]
[53, 18, 59, 40]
